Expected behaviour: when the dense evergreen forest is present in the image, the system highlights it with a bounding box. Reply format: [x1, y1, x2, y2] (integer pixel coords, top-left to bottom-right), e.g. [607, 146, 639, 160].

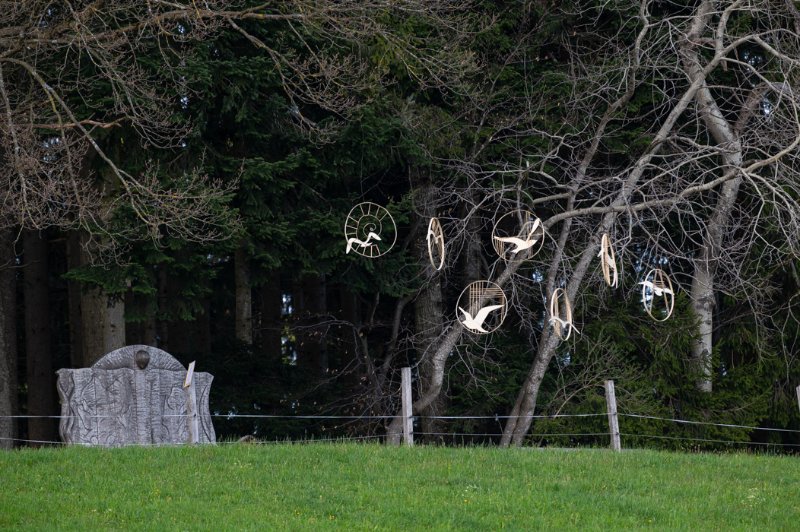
[1, 1, 799, 450]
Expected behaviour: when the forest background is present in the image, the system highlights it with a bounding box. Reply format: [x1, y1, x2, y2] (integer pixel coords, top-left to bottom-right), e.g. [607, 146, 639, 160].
[1, 0, 800, 450]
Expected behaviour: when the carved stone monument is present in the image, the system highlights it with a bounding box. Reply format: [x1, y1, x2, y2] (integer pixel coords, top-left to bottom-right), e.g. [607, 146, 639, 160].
[56, 345, 215, 446]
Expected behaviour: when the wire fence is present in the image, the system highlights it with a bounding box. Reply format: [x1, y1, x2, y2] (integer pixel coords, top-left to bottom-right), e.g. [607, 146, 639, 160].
[620, 434, 800, 448]
[0, 433, 387, 447]
[618, 413, 800, 433]
[2, 410, 800, 449]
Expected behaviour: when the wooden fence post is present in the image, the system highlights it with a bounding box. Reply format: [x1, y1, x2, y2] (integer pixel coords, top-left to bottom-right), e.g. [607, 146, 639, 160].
[401, 367, 414, 446]
[604, 380, 621, 452]
[184, 361, 199, 444]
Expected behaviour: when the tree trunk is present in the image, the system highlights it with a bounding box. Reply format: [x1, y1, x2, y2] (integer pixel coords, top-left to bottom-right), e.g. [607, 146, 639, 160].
[156, 265, 170, 351]
[688, 167, 743, 393]
[415, 283, 445, 440]
[77, 237, 125, 366]
[413, 185, 446, 440]
[67, 233, 126, 366]
[165, 301, 211, 356]
[234, 246, 253, 344]
[125, 290, 157, 347]
[501, 230, 599, 446]
[258, 274, 282, 360]
[690, 266, 715, 393]
[386, 182, 476, 445]
[463, 192, 483, 283]
[23, 230, 56, 445]
[0, 230, 18, 448]
[80, 287, 126, 366]
[386, 322, 463, 444]
[337, 283, 362, 388]
[298, 273, 327, 375]
[66, 232, 83, 367]
[680, 2, 747, 393]
[193, 299, 212, 356]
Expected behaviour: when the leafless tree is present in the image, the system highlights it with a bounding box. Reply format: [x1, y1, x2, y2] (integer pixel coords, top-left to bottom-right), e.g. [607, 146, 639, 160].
[386, 0, 800, 446]
[0, 0, 480, 247]
[1, 1, 230, 245]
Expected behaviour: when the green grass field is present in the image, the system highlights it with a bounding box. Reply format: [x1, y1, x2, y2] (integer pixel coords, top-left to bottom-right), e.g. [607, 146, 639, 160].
[1, 443, 798, 530]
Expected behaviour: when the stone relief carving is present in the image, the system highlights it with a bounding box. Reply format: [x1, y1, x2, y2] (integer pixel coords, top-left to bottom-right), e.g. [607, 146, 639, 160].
[56, 345, 215, 446]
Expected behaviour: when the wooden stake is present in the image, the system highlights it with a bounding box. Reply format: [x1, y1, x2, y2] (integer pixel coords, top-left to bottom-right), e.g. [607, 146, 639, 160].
[401, 367, 414, 447]
[605, 380, 621, 452]
[183, 361, 195, 389]
[184, 361, 199, 444]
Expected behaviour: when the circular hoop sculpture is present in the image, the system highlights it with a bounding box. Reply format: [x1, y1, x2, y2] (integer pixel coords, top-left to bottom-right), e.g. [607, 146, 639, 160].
[344, 202, 397, 258]
[549, 288, 578, 341]
[456, 280, 507, 334]
[492, 210, 545, 261]
[597, 233, 619, 288]
[426, 217, 446, 271]
[639, 268, 675, 321]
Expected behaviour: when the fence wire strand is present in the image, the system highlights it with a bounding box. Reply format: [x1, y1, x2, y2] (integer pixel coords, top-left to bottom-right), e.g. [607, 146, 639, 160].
[209, 414, 396, 420]
[622, 433, 800, 448]
[415, 413, 607, 420]
[619, 413, 800, 434]
[0, 435, 386, 447]
[0, 436, 64, 446]
[417, 432, 611, 438]
[231, 435, 386, 445]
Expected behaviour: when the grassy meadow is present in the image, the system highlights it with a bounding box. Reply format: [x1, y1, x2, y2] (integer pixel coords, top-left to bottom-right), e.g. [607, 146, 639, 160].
[1, 443, 798, 530]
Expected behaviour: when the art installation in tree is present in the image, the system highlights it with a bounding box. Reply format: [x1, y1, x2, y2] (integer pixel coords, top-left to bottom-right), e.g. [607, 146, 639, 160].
[346, 201, 676, 339]
[491, 210, 545, 261]
[597, 233, 619, 288]
[548, 288, 578, 341]
[344, 202, 397, 258]
[456, 281, 507, 334]
[640, 269, 675, 322]
[426, 217, 446, 271]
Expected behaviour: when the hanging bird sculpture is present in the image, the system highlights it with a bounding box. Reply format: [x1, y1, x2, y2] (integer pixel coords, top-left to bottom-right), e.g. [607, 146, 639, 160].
[346, 232, 382, 254]
[493, 219, 541, 254]
[459, 304, 504, 333]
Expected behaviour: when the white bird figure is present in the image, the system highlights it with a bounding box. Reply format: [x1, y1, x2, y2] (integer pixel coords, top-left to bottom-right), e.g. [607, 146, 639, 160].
[426, 223, 444, 249]
[459, 304, 504, 333]
[426, 221, 446, 270]
[548, 316, 580, 339]
[597, 247, 618, 287]
[596, 246, 615, 267]
[493, 218, 541, 254]
[639, 280, 673, 297]
[346, 232, 381, 254]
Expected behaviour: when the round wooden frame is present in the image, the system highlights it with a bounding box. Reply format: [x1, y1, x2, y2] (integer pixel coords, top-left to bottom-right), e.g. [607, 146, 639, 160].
[549, 288, 577, 341]
[598, 233, 619, 288]
[343, 202, 397, 258]
[640, 268, 675, 321]
[426, 217, 445, 271]
[491, 210, 545, 261]
[455, 280, 507, 335]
